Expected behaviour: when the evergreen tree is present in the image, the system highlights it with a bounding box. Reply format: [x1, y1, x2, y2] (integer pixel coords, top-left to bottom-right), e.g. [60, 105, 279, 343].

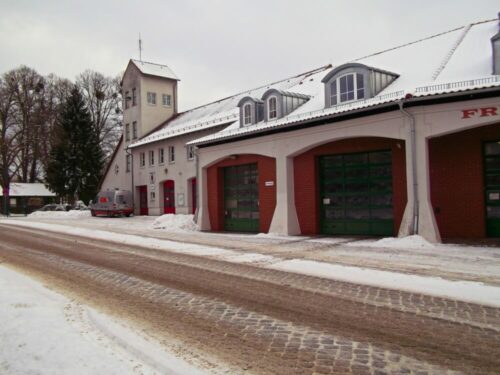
[45, 86, 103, 204]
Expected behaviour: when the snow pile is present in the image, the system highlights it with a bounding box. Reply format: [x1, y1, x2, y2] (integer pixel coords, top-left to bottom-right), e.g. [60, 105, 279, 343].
[349, 235, 435, 249]
[28, 210, 92, 219]
[151, 214, 198, 232]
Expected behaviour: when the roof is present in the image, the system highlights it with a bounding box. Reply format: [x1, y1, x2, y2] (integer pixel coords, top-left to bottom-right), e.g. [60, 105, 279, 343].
[0, 183, 56, 197]
[190, 18, 500, 146]
[131, 18, 500, 149]
[130, 59, 179, 81]
[129, 65, 330, 148]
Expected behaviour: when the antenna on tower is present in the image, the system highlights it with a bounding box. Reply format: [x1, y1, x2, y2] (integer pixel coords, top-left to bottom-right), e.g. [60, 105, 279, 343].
[138, 33, 143, 61]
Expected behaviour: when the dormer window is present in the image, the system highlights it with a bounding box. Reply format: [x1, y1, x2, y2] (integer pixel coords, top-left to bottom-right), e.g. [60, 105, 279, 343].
[268, 97, 277, 120]
[330, 73, 364, 105]
[243, 104, 252, 125]
[238, 97, 264, 127]
[322, 63, 398, 108]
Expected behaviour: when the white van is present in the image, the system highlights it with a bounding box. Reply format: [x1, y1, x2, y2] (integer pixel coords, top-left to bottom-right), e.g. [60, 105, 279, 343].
[89, 190, 133, 217]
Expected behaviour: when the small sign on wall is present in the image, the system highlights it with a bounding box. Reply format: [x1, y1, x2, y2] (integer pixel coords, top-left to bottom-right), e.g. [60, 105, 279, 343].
[489, 192, 500, 201]
[177, 193, 185, 206]
[323, 198, 331, 205]
[265, 181, 274, 187]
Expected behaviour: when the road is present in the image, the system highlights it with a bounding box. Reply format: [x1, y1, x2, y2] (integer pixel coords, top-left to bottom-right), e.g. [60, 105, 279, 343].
[0, 224, 499, 375]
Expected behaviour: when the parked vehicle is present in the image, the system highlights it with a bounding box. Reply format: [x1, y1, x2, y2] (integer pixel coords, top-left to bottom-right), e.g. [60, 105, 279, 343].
[71, 200, 89, 210]
[37, 203, 65, 212]
[89, 190, 133, 217]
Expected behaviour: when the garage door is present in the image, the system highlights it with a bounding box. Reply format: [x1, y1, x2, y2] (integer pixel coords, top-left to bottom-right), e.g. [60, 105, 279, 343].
[224, 163, 259, 232]
[484, 141, 500, 237]
[319, 150, 393, 236]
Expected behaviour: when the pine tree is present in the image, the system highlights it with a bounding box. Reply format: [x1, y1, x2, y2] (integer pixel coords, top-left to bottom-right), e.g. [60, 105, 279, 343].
[45, 86, 103, 204]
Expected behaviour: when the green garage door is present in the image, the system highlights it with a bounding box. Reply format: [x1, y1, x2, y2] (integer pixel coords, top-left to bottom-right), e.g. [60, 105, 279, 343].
[319, 150, 394, 236]
[484, 141, 500, 237]
[224, 163, 259, 232]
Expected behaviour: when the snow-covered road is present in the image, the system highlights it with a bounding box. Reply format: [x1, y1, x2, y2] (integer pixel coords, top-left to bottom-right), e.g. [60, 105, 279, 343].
[0, 264, 207, 375]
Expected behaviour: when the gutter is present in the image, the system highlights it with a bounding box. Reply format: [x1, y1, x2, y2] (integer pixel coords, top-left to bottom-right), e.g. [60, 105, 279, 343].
[398, 99, 419, 235]
[125, 147, 134, 213]
[194, 147, 199, 223]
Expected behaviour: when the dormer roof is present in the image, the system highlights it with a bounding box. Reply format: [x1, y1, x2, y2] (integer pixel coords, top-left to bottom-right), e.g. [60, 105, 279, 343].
[321, 63, 398, 83]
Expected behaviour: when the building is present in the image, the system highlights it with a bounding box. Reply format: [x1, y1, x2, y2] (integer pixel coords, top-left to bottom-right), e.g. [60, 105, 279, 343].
[103, 15, 500, 242]
[0, 183, 56, 214]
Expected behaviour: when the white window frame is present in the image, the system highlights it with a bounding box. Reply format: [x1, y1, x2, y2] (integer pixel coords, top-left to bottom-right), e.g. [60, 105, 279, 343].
[147, 92, 156, 105]
[168, 146, 175, 164]
[124, 91, 130, 109]
[139, 152, 145, 168]
[125, 123, 130, 141]
[158, 148, 165, 164]
[126, 155, 131, 172]
[149, 150, 155, 166]
[268, 96, 278, 120]
[132, 88, 137, 106]
[330, 73, 365, 106]
[243, 103, 252, 125]
[162, 94, 171, 107]
[132, 121, 138, 139]
[187, 145, 195, 161]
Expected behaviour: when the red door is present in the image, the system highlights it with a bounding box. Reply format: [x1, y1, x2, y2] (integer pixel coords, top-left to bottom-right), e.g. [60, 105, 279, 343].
[139, 186, 148, 215]
[163, 180, 175, 214]
[191, 178, 197, 214]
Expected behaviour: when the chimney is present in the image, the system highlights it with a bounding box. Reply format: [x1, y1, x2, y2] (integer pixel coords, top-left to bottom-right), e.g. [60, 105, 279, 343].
[492, 12, 500, 75]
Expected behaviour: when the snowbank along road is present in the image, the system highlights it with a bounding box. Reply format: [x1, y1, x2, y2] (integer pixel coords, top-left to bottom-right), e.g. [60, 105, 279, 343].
[0, 224, 499, 375]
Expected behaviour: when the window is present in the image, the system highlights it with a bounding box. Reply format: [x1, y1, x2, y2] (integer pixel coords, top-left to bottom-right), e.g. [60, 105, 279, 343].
[243, 104, 252, 125]
[330, 73, 364, 106]
[124, 91, 130, 109]
[268, 97, 277, 120]
[125, 123, 130, 141]
[162, 94, 171, 107]
[132, 88, 137, 106]
[149, 150, 155, 166]
[187, 145, 195, 161]
[140, 152, 145, 167]
[168, 146, 175, 163]
[132, 121, 138, 139]
[126, 155, 131, 172]
[159, 148, 165, 164]
[147, 92, 156, 105]
[150, 191, 156, 201]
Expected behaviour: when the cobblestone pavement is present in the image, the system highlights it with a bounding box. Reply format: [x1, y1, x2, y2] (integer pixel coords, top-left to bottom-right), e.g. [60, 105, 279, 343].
[0, 224, 499, 374]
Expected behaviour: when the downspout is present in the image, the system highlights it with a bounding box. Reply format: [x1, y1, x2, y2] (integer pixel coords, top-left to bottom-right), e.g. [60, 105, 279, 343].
[126, 146, 134, 213]
[398, 100, 419, 235]
[194, 146, 199, 223]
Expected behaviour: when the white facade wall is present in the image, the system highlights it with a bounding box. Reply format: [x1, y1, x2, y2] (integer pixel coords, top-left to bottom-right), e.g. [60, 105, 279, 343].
[196, 97, 500, 242]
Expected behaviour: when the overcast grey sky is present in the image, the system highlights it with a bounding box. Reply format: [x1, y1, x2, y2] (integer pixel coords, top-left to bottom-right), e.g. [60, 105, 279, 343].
[1, 0, 498, 110]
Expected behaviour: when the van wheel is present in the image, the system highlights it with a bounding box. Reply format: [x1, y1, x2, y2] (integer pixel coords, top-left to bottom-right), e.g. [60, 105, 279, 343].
[91, 210, 96, 217]
[125, 213, 132, 217]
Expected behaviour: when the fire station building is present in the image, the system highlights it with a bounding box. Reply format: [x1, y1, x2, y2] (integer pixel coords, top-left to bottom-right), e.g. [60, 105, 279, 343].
[103, 16, 500, 243]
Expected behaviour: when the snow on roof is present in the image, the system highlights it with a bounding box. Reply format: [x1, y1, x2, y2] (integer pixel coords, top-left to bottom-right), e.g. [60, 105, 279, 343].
[131, 59, 179, 81]
[133, 18, 500, 149]
[0, 183, 56, 197]
[129, 65, 330, 148]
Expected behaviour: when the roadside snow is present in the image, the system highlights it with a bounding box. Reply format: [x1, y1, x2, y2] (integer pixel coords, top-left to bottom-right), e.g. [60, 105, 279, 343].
[152, 214, 198, 231]
[28, 210, 91, 219]
[347, 235, 435, 249]
[2, 218, 500, 307]
[270, 259, 500, 307]
[0, 265, 206, 375]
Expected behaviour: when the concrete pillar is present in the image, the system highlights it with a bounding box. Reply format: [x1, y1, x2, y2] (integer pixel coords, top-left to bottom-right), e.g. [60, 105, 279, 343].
[398, 117, 441, 242]
[269, 155, 301, 235]
[198, 167, 211, 231]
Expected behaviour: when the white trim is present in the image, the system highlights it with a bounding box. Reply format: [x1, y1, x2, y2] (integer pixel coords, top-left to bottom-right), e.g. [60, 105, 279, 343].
[268, 96, 278, 120]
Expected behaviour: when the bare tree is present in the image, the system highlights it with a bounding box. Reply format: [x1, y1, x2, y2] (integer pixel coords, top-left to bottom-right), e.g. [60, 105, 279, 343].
[5, 66, 47, 183]
[0, 75, 22, 214]
[77, 71, 122, 163]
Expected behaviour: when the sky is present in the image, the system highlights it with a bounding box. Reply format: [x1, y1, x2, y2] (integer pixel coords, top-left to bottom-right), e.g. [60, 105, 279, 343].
[1, 0, 499, 111]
